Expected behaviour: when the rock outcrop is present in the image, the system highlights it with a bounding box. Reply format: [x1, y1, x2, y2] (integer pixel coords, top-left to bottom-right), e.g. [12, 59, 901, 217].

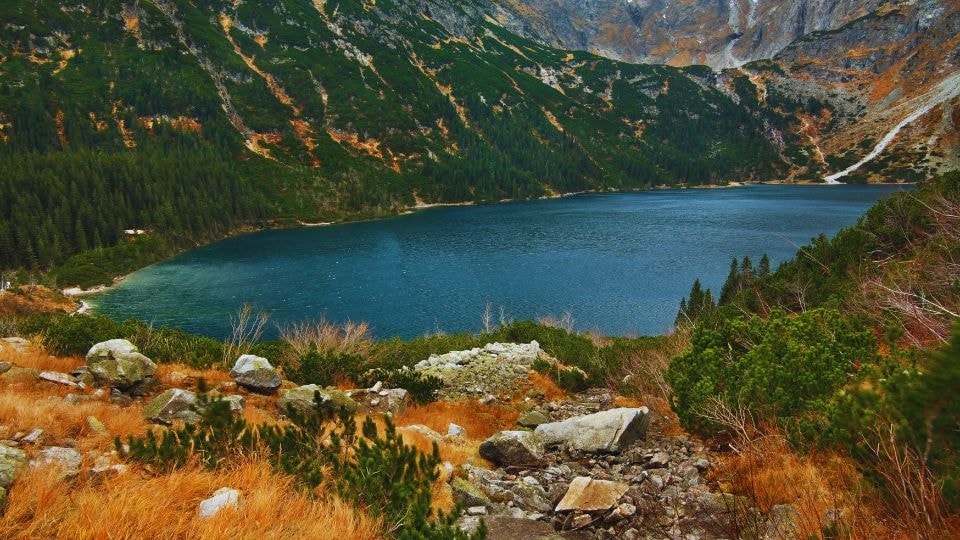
[30, 446, 83, 479]
[276, 384, 357, 417]
[555, 476, 628, 512]
[535, 407, 650, 453]
[142, 388, 200, 425]
[0, 444, 27, 489]
[229, 355, 280, 394]
[478, 431, 545, 466]
[414, 341, 544, 400]
[85, 339, 157, 390]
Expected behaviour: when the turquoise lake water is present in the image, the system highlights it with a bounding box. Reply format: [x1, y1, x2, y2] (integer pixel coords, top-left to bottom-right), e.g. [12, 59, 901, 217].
[92, 184, 908, 339]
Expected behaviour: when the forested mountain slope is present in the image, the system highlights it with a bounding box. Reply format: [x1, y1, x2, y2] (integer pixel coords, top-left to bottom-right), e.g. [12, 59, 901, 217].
[0, 0, 795, 272]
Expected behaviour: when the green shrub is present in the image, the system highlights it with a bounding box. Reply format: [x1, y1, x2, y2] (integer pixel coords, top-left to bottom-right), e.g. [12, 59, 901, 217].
[18, 314, 224, 367]
[120, 386, 482, 539]
[289, 348, 366, 387]
[666, 308, 877, 438]
[19, 313, 126, 356]
[360, 367, 444, 404]
[531, 358, 588, 391]
[827, 320, 960, 509]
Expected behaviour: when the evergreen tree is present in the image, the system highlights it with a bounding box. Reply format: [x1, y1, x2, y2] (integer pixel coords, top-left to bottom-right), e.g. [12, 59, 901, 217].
[719, 257, 740, 304]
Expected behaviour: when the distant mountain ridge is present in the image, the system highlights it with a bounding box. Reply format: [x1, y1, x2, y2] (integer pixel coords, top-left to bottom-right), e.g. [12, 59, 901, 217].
[487, 0, 886, 69]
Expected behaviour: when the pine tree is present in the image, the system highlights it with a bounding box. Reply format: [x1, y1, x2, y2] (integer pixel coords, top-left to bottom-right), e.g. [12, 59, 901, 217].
[719, 257, 739, 304]
[758, 253, 771, 277]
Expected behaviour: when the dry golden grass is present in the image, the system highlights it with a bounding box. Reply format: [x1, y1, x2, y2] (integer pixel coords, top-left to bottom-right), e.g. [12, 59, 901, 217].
[0, 286, 77, 317]
[0, 345, 84, 372]
[155, 363, 234, 386]
[712, 432, 904, 539]
[396, 400, 519, 441]
[525, 371, 567, 402]
[0, 383, 148, 453]
[0, 459, 382, 539]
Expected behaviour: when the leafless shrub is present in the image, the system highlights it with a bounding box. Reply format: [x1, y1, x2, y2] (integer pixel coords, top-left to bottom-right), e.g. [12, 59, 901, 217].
[222, 303, 269, 366]
[481, 302, 494, 333]
[694, 396, 766, 452]
[278, 317, 372, 362]
[864, 423, 949, 539]
[615, 329, 689, 401]
[537, 311, 575, 333]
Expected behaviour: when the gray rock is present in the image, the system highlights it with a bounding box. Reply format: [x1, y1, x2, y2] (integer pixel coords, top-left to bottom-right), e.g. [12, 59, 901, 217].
[400, 424, 444, 442]
[1, 366, 41, 382]
[766, 504, 800, 538]
[466, 505, 487, 516]
[222, 395, 245, 415]
[555, 476, 628, 512]
[229, 355, 280, 394]
[479, 430, 545, 466]
[0, 444, 27, 488]
[199, 487, 240, 519]
[276, 384, 357, 417]
[483, 515, 580, 539]
[535, 407, 650, 453]
[451, 477, 491, 507]
[648, 451, 671, 468]
[350, 387, 410, 414]
[22, 428, 44, 444]
[142, 388, 200, 425]
[517, 410, 550, 428]
[85, 339, 157, 390]
[0, 362, 11, 374]
[31, 446, 82, 478]
[447, 423, 465, 438]
[39, 371, 81, 388]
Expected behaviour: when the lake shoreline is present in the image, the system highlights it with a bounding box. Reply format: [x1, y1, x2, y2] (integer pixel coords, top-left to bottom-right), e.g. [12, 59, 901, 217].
[88, 184, 906, 339]
[70, 181, 911, 312]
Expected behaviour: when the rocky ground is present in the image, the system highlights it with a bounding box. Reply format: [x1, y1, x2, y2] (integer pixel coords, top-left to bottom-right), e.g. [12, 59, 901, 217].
[0, 337, 806, 539]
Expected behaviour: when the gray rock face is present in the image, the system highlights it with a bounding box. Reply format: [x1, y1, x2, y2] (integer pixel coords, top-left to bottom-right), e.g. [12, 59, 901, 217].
[276, 384, 357, 417]
[489, 0, 886, 68]
[31, 446, 83, 479]
[199, 487, 240, 519]
[85, 339, 157, 390]
[222, 395, 246, 415]
[478, 430, 545, 466]
[0, 444, 27, 488]
[517, 410, 550, 428]
[413, 341, 543, 400]
[535, 407, 649, 453]
[229, 355, 280, 394]
[142, 388, 200, 425]
[39, 371, 82, 388]
[451, 477, 491, 508]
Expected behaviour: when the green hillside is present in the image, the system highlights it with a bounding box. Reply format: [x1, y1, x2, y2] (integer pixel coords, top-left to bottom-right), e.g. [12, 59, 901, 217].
[0, 0, 792, 273]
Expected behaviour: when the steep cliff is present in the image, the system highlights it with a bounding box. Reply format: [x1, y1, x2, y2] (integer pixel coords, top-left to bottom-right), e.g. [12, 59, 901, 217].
[489, 0, 885, 68]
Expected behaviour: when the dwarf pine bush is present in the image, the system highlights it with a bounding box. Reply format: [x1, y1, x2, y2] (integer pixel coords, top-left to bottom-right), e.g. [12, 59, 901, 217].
[119, 384, 482, 539]
[666, 308, 877, 438]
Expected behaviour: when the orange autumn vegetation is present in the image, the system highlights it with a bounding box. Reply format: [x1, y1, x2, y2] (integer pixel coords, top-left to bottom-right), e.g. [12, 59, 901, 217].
[0, 460, 381, 539]
[710, 431, 925, 539]
[397, 400, 519, 440]
[0, 286, 77, 317]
